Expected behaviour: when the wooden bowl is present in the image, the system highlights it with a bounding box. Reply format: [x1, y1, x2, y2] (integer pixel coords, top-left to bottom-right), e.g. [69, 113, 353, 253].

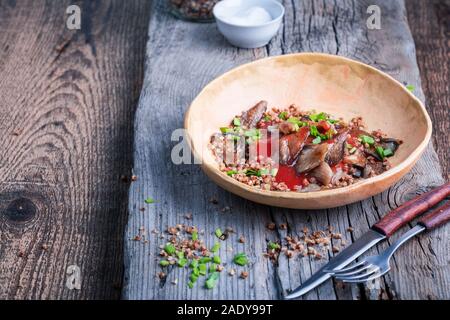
[184, 53, 432, 209]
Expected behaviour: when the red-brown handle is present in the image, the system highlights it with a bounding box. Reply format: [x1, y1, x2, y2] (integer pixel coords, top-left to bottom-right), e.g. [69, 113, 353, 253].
[418, 201, 450, 230]
[372, 182, 450, 237]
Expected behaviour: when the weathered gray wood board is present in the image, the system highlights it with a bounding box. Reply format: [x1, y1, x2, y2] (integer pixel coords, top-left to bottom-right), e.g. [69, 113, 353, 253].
[123, 0, 448, 300]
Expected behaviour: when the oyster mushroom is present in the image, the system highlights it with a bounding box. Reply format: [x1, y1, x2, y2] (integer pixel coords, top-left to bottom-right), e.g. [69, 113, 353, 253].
[325, 130, 349, 166]
[279, 126, 310, 165]
[240, 100, 267, 128]
[343, 149, 367, 168]
[309, 162, 333, 185]
[295, 143, 328, 173]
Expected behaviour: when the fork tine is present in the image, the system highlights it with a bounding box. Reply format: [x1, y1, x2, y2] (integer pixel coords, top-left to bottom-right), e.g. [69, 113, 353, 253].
[331, 264, 372, 277]
[327, 260, 366, 275]
[336, 266, 379, 282]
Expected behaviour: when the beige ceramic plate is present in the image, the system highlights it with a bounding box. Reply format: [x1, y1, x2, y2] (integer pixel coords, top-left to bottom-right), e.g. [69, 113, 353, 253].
[184, 53, 431, 209]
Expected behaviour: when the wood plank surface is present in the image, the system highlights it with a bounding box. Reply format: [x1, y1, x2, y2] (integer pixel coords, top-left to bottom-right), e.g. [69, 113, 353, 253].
[406, 0, 450, 178]
[0, 0, 150, 299]
[124, 0, 448, 300]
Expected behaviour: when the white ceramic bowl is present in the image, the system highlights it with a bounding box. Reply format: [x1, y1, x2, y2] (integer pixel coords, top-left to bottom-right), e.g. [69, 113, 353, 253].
[213, 0, 285, 49]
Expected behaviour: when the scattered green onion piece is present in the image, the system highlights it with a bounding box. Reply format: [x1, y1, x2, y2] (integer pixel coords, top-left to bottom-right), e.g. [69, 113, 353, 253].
[233, 253, 249, 266]
[192, 267, 200, 277]
[205, 272, 220, 289]
[209, 263, 218, 273]
[383, 148, 394, 157]
[233, 117, 241, 126]
[310, 125, 320, 137]
[176, 251, 184, 259]
[192, 231, 198, 241]
[312, 136, 321, 144]
[144, 197, 155, 204]
[406, 84, 415, 92]
[213, 255, 221, 264]
[190, 273, 199, 283]
[226, 170, 238, 177]
[309, 112, 327, 122]
[220, 127, 232, 134]
[268, 242, 281, 250]
[278, 111, 288, 120]
[360, 135, 375, 145]
[263, 115, 272, 121]
[199, 257, 212, 264]
[211, 242, 220, 253]
[215, 228, 223, 239]
[159, 260, 170, 267]
[178, 258, 188, 267]
[198, 264, 207, 276]
[164, 243, 176, 255]
[190, 260, 198, 269]
[375, 146, 385, 160]
[187, 281, 194, 289]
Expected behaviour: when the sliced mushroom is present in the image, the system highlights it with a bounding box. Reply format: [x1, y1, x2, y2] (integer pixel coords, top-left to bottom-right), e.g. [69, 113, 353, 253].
[343, 149, 367, 168]
[279, 121, 297, 135]
[279, 126, 310, 165]
[325, 130, 349, 166]
[381, 138, 401, 154]
[240, 100, 267, 128]
[309, 162, 333, 185]
[295, 143, 328, 173]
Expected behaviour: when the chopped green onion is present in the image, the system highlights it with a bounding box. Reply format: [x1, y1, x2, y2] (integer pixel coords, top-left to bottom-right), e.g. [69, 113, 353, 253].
[190, 259, 199, 269]
[233, 117, 241, 126]
[213, 255, 221, 264]
[376, 146, 385, 160]
[211, 242, 220, 253]
[192, 231, 198, 241]
[233, 253, 248, 266]
[360, 135, 375, 145]
[209, 263, 218, 273]
[198, 264, 207, 276]
[244, 129, 261, 139]
[309, 112, 327, 122]
[199, 257, 212, 264]
[263, 115, 272, 121]
[226, 170, 238, 177]
[205, 272, 220, 289]
[245, 169, 261, 177]
[176, 250, 184, 260]
[406, 84, 415, 92]
[215, 228, 223, 239]
[328, 119, 339, 124]
[278, 111, 288, 120]
[187, 281, 194, 289]
[159, 260, 170, 267]
[312, 136, 321, 144]
[220, 127, 233, 134]
[178, 258, 188, 267]
[192, 267, 200, 277]
[268, 242, 281, 250]
[164, 243, 176, 255]
[310, 125, 320, 137]
[190, 272, 199, 282]
[383, 148, 394, 157]
[144, 197, 155, 204]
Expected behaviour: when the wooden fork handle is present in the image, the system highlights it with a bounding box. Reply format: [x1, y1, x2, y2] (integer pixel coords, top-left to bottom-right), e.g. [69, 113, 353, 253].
[372, 182, 450, 237]
[418, 201, 450, 230]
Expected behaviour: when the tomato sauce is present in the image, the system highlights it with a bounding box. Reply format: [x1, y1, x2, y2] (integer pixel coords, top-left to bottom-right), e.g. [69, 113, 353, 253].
[275, 165, 308, 190]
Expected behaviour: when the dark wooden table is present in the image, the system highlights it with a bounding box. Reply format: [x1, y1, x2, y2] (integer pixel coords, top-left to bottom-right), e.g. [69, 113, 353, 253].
[0, 0, 448, 299]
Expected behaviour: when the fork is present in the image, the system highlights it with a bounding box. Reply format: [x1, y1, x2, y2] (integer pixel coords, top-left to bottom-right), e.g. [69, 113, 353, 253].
[328, 201, 450, 283]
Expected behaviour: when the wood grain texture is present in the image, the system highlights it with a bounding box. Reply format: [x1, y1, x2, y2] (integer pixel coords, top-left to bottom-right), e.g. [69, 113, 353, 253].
[124, 0, 448, 300]
[406, 0, 450, 179]
[0, 0, 150, 299]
